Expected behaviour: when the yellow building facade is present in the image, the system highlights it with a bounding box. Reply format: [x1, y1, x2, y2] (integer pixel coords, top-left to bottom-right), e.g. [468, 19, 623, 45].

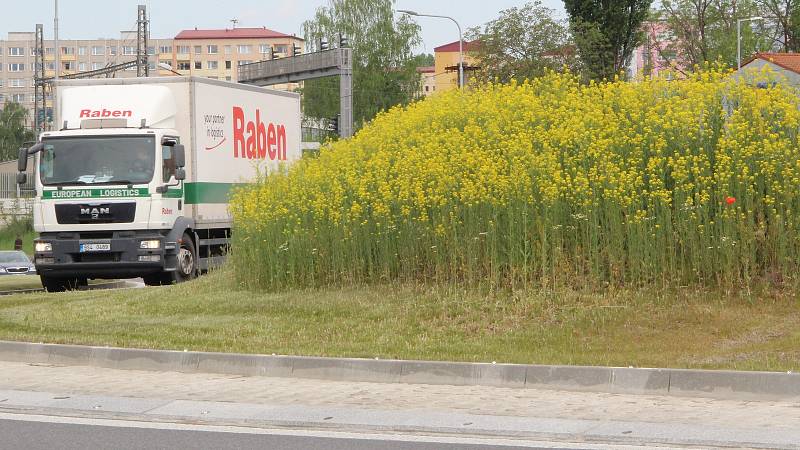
[433, 40, 480, 93]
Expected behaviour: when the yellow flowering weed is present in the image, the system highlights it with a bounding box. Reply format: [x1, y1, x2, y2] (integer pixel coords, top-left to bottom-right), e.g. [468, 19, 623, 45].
[231, 69, 800, 291]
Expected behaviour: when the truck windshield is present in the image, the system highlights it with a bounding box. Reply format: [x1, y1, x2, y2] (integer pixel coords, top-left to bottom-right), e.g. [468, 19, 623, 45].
[39, 136, 156, 186]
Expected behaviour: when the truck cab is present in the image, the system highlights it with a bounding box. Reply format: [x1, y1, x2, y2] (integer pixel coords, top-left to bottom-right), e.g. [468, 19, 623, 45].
[20, 126, 193, 291]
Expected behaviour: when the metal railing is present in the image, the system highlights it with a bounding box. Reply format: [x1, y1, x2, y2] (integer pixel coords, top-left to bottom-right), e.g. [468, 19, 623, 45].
[0, 173, 35, 199]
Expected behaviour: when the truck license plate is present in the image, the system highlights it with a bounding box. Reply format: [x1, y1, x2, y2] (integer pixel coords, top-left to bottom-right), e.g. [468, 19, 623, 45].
[80, 243, 111, 252]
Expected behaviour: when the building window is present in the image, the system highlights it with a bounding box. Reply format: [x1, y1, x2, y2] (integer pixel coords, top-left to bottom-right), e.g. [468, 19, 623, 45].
[8, 47, 25, 56]
[260, 44, 271, 54]
[11, 94, 25, 103]
[274, 45, 288, 55]
[61, 47, 74, 55]
[225, 60, 232, 69]
[122, 46, 136, 55]
[30, 94, 36, 103]
[177, 45, 190, 54]
[147, 46, 156, 55]
[207, 60, 218, 70]
[10, 79, 25, 88]
[92, 46, 104, 55]
[30, 47, 37, 56]
[224, 45, 232, 54]
[45, 47, 54, 55]
[78, 46, 86, 56]
[64, 62, 73, 70]
[225, 76, 231, 81]
[46, 62, 55, 70]
[148, 62, 156, 70]
[8, 63, 25, 72]
[237, 45, 251, 54]
[108, 46, 117, 55]
[0, 80, 3, 87]
[194, 61, 202, 69]
[78, 62, 87, 71]
[91, 62, 103, 70]
[194, 45, 202, 54]
[0, 94, 4, 101]
[238, 60, 252, 66]
[177, 61, 191, 71]
[159, 45, 172, 54]
[207, 45, 218, 54]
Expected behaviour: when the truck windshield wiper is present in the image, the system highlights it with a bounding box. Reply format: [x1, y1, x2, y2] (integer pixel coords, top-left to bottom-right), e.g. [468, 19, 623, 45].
[91, 180, 139, 185]
[47, 180, 91, 186]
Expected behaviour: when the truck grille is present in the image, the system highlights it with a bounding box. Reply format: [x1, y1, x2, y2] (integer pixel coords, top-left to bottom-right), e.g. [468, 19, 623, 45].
[55, 203, 136, 224]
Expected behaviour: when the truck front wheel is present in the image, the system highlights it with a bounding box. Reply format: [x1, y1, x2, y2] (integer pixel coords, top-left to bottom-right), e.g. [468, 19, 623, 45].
[175, 233, 197, 282]
[144, 233, 197, 286]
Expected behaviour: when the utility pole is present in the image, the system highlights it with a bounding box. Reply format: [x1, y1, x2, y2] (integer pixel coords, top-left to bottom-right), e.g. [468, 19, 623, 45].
[137, 4, 149, 77]
[34, 24, 45, 132]
[53, 0, 59, 119]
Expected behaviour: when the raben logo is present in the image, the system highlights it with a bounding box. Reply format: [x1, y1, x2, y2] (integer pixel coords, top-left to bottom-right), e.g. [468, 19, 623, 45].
[232, 106, 287, 160]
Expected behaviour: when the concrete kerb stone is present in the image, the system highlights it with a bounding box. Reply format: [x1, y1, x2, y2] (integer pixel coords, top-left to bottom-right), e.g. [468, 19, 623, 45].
[1, 340, 799, 401]
[668, 368, 800, 401]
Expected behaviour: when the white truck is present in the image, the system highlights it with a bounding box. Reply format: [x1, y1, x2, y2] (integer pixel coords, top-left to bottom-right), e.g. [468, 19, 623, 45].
[17, 77, 301, 291]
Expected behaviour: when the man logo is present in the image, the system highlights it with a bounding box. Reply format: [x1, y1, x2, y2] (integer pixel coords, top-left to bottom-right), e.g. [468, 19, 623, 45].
[80, 207, 110, 220]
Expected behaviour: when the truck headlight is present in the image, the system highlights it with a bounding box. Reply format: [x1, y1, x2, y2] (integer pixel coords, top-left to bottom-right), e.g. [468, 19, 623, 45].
[140, 240, 161, 249]
[35, 241, 52, 252]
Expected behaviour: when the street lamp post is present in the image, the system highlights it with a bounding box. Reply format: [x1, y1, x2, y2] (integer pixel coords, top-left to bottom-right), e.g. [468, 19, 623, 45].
[397, 9, 464, 89]
[737, 16, 764, 70]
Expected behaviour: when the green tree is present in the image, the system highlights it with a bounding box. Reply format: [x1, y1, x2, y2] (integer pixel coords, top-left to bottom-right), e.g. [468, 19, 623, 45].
[564, 0, 652, 81]
[470, 2, 578, 83]
[302, 0, 421, 130]
[0, 102, 34, 162]
[411, 53, 434, 67]
[659, 0, 761, 70]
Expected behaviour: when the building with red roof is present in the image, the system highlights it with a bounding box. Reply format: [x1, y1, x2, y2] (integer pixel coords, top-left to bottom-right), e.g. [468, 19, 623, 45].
[433, 40, 481, 92]
[167, 27, 304, 82]
[737, 53, 800, 85]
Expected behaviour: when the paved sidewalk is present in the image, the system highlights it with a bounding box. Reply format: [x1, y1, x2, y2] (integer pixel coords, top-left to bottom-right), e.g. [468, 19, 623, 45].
[1, 361, 798, 448]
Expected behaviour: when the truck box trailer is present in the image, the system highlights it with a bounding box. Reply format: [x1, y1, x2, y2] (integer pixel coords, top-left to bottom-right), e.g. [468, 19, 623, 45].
[17, 76, 301, 291]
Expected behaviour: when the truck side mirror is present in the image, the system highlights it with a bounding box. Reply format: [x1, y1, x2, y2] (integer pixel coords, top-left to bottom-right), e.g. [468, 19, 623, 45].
[17, 147, 28, 172]
[174, 144, 186, 168]
[175, 168, 186, 181]
[16, 173, 27, 185]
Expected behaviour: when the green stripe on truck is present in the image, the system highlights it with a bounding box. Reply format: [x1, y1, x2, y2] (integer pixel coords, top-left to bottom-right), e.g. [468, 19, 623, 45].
[184, 182, 245, 204]
[42, 188, 150, 199]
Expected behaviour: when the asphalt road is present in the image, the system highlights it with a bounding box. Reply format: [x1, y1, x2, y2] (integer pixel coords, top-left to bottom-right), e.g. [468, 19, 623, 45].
[0, 417, 593, 450]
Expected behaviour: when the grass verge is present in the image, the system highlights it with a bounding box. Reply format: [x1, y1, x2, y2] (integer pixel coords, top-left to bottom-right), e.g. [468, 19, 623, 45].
[0, 270, 797, 372]
[0, 276, 42, 291]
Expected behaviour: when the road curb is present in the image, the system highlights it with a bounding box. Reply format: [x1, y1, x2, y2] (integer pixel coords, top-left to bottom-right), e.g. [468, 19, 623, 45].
[1, 340, 798, 401]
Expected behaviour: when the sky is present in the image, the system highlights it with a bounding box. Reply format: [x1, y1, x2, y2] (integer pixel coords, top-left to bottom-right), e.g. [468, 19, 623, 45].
[0, 0, 566, 53]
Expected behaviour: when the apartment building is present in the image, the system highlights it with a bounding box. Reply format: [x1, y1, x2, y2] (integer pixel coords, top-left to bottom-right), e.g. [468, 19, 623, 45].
[0, 27, 304, 128]
[169, 27, 304, 82]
